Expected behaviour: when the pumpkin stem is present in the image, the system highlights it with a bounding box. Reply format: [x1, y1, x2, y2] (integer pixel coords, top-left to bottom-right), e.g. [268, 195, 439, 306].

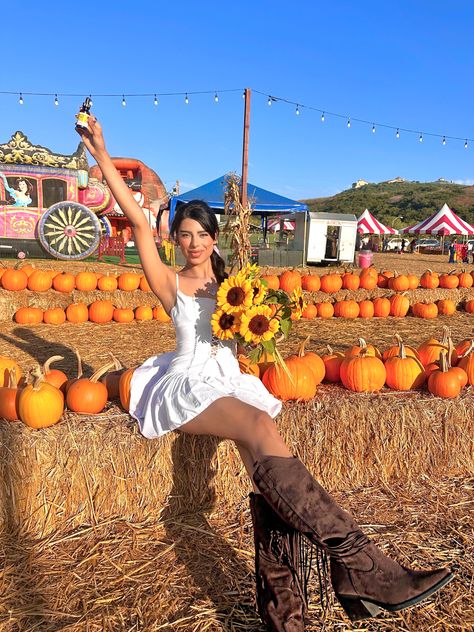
[357, 337, 367, 348]
[43, 355, 64, 375]
[30, 365, 45, 390]
[439, 350, 449, 373]
[394, 333, 403, 344]
[447, 338, 455, 369]
[89, 360, 117, 383]
[297, 335, 311, 357]
[441, 326, 451, 346]
[109, 353, 123, 371]
[398, 339, 406, 359]
[327, 344, 334, 354]
[72, 347, 83, 379]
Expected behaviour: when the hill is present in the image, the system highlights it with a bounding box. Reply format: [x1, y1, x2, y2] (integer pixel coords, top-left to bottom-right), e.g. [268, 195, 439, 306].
[303, 180, 474, 229]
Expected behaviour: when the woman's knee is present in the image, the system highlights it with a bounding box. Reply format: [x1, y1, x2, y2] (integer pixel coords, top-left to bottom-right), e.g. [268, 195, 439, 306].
[243, 410, 279, 447]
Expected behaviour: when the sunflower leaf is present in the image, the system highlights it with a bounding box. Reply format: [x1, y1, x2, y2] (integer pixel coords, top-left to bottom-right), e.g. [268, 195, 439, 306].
[261, 338, 276, 355]
[279, 317, 292, 339]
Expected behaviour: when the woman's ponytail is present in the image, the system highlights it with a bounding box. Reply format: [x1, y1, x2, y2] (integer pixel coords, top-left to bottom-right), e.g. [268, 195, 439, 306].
[211, 248, 228, 284]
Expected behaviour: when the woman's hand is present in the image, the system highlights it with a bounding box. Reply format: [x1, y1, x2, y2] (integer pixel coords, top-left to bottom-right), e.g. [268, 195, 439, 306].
[75, 115, 107, 160]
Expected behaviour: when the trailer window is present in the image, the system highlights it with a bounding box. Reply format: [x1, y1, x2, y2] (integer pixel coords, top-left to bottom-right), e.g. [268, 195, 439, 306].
[42, 178, 67, 208]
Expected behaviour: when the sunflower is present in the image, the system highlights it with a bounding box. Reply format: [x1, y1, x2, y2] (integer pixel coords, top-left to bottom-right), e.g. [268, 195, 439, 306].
[290, 286, 307, 321]
[236, 262, 260, 280]
[239, 304, 280, 345]
[216, 275, 254, 314]
[211, 308, 241, 340]
[251, 278, 267, 305]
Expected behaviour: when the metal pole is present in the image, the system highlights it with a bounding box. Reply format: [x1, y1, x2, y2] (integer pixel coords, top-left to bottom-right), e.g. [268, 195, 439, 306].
[241, 88, 251, 207]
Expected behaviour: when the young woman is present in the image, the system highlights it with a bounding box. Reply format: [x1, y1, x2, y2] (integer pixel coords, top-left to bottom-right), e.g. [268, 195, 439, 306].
[77, 117, 453, 632]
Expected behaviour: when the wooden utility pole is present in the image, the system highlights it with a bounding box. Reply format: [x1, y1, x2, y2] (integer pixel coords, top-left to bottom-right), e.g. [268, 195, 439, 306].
[241, 88, 251, 207]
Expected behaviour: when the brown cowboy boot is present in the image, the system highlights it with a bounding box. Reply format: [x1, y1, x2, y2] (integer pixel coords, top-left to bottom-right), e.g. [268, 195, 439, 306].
[249, 493, 307, 631]
[253, 456, 453, 622]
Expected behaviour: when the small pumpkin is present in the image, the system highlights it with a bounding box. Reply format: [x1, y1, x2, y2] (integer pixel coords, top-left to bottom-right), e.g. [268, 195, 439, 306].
[1, 267, 28, 291]
[464, 299, 474, 314]
[261, 272, 280, 291]
[372, 297, 391, 318]
[301, 303, 317, 319]
[458, 270, 473, 288]
[407, 274, 419, 289]
[341, 271, 360, 291]
[262, 356, 316, 401]
[153, 305, 172, 322]
[383, 334, 419, 362]
[139, 274, 152, 292]
[439, 270, 459, 289]
[97, 274, 118, 292]
[75, 271, 98, 292]
[117, 272, 141, 291]
[384, 340, 426, 391]
[436, 299, 456, 316]
[427, 351, 461, 398]
[389, 293, 410, 318]
[315, 302, 334, 319]
[345, 337, 381, 359]
[66, 302, 89, 323]
[358, 299, 374, 319]
[301, 274, 321, 292]
[66, 360, 115, 414]
[0, 369, 22, 421]
[340, 349, 386, 392]
[119, 366, 137, 412]
[388, 273, 410, 292]
[53, 272, 75, 293]
[279, 269, 302, 293]
[412, 302, 438, 319]
[295, 336, 325, 385]
[42, 355, 68, 390]
[358, 270, 378, 290]
[14, 307, 43, 324]
[238, 354, 260, 377]
[334, 299, 359, 319]
[101, 354, 124, 399]
[88, 300, 114, 323]
[43, 307, 66, 325]
[418, 327, 455, 366]
[135, 305, 153, 321]
[27, 269, 53, 292]
[321, 345, 344, 382]
[420, 269, 439, 289]
[113, 307, 135, 323]
[457, 341, 474, 385]
[320, 273, 342, 294]
[18, 366, 64, 428]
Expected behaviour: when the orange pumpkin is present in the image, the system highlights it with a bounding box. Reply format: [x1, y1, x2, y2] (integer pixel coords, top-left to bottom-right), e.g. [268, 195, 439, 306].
[334, 299, 359, 319]
[0, 356, 22, 387]
[340, 350, 386, 392]
[66, 302, 89, 323]
[341, 271, 360, 291]
[52, 272, 76, 293]
[1, 267, 28, 291]
[97, 274, 118, 292]
[43, 307, 66, 325]
[383, 334, 419, 362]
[436, 299, 456, 316]
[75, 271, 98, 292]
[113, 307, 135, 323]
[278, 269, 302, 293]
[439, 271, 459, 289]
[139, 274, 152, 292]
[418, 328, 455, 366]
[66, 361, 115, 414]
[27, 269, 52, 292]
[18, 366, 64, 428]
[0, 369, 22, 421]
[320, 273, 342, 294]
[315, 302, 334, 318]
[358, 270, 378, 290]
[345, 338, 381, 359]
[384, 340, 426, 391]
[388, 273, 410, 292]
[135, 305, 153, 321]
[427, 351, 461, 398]
[88, 300, 114, 323]
[42, 355, 68, 389]
[257, 351, 275, 378]
[358, 299, 374, 318]
[321, 345, 344, 382]
[117, 272, 141, 291]
[153, 305, 172, 322]
[262, 356, 316, 401]
[465, 300, 474, 314]
[14, 307, 43, 324]
[238, 354, 260, 377]
[372, 297, 390, 318]
[100, 354, 124, 400]
[412, 302, 438, 319]
[407, 274, 419, 289]
[457, 341, 474, 385]
[389, 293, 410, 317]
[301, 303, 317, 319]
[261, 273, 280, 291]
[119, 366, 136, 412]
[301, 274, 321, 292]
[295, 336, 325, 385]
[458, 270, 473, 288]
[420, 269, 439, 289]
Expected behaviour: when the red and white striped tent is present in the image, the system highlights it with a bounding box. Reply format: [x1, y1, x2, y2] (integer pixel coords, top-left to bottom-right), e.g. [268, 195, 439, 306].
[357, 209, 397, 234]
[401, 203, 474, 235]
[267, 218, 295, 232]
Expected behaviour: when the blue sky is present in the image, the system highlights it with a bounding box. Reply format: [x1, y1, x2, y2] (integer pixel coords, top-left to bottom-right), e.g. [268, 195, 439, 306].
[1, 0, 473, 200]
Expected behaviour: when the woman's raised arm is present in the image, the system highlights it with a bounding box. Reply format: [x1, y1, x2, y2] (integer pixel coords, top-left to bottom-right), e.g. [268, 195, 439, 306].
[76, 117, 176, 310]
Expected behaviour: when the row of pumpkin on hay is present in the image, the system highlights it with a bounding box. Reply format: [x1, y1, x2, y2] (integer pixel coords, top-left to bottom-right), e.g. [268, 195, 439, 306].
[268, 267, 474, 292]
[2, 265, 474, 295]
[0, 265, 151, 293]
[0, 329, 473, 429]
[10, 295, 474, 326]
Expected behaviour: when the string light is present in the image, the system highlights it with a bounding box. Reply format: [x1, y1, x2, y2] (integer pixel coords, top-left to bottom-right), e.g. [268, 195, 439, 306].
[18, 93, 23, 105]
[154, 94, 158, 106]
[347, 117, 351, 128]
[419, 133, 423, 143]
[465, 140, 468, 149]
[442, 136, 446, 145]
[214, 92, 219, 103]
[122, 95, 126, 107]
[54, 94, 59, 106]
[396, 128, 400, 139]
[295, 104, 300, 115]
[321, 111, 325, 122]
[372, 124, 376, 133]
[184, 93, 189, 104]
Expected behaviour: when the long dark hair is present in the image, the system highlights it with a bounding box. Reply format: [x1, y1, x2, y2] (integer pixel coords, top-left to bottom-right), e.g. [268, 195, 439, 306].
[170, 199, 228, 284]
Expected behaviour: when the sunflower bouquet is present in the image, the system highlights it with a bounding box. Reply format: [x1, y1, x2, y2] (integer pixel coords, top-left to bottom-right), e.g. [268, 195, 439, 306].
[211, 263, 306, 367]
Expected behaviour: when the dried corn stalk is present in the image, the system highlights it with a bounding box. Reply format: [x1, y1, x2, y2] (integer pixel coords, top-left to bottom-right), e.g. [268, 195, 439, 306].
[223, 173, 252, 272]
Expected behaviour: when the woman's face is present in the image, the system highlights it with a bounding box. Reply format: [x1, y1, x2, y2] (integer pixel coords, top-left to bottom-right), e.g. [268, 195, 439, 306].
[176, 218, 216, 265]
[18, 180, 28, 193]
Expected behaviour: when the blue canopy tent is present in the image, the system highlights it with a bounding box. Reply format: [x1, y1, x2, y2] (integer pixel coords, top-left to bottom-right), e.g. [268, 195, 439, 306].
[169, 175, 308, 234]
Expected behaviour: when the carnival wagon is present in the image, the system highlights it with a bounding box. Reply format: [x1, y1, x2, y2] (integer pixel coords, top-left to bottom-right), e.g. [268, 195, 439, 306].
[0, 131, 168, 260]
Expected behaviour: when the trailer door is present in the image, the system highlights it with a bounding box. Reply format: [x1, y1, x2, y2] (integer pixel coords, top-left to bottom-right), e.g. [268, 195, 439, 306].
[306, 220, 326, 262]
[338, 224, 356, 263]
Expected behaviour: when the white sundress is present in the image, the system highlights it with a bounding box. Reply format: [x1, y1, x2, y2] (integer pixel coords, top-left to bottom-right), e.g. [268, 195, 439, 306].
[129, 274, 282, 439]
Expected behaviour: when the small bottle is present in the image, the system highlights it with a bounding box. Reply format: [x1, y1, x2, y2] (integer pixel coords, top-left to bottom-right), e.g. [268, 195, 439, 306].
[75, 97, 92, 129]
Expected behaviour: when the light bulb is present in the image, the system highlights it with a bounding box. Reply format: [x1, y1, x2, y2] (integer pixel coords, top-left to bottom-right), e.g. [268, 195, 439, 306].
[465, 140, 468, 149]
[295, 104, 300, 116]
[154, 94, 158, 106]
[122, 95, 126, 107]
[19, 93, 23, 105]
[396, 128, 400, 139]
[185, 93, 189, 104]
[419, 133, 423, 143]
[347, 118, 351, 128]
[372, 124, 376, 133]
[268, 96, 272, 106]
[442, 136, 446, 145]
[54, 94, 59, 106]
[321, 112, 325, 122]
[214, 92, 219, 103]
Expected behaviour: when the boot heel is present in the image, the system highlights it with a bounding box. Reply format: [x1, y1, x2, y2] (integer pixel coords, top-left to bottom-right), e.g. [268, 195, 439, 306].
[336, 594, 383, 621]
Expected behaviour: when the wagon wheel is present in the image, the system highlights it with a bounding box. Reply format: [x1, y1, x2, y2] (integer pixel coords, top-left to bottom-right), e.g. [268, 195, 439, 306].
[38, 201, 102, 260]
[98, 215, 112, 237]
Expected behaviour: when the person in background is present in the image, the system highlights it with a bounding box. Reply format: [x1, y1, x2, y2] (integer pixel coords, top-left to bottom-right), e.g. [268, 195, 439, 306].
[467, 240, 474, 264]
[382, 236, 388, 252]
[448, 239, 457, 264]
[400, 238, 407, 253]
[409, 238, 417, 253]
[460, 242, 468, 264]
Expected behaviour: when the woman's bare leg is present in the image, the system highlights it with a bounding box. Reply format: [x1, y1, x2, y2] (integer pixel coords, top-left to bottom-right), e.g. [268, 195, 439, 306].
[180, 397, 291, 460]
[235, 442, 259, 493]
